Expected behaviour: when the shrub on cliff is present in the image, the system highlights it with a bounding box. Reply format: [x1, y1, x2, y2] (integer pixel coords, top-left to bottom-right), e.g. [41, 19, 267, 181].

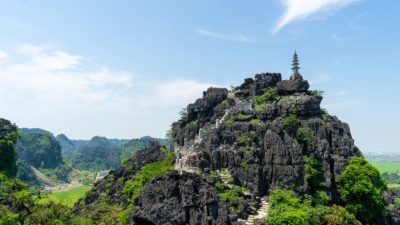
[339, 157, 388, 225]
[122, 147, 174, 204]
[266, 189, 321, 225]
[283, 114, 298, 135]
[253, 87, 278, 105]
[267, 189, 361, 225]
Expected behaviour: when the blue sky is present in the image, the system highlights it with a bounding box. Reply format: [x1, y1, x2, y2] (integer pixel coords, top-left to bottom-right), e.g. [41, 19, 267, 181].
[0, 0, 399, 152]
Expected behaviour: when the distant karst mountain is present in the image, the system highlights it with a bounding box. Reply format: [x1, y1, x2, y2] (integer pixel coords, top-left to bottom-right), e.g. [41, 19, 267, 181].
[17, 128, 63, 169]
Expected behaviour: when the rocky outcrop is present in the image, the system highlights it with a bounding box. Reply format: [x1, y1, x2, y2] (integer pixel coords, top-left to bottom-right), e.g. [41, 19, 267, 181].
[172, 73, 362, 203]
[73, 141, 168, 213]
[129, 171, 236, 225]
[276, 79, 309, 94]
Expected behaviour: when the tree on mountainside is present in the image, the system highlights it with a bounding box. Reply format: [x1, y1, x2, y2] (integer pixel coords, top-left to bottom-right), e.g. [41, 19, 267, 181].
[0, 119, 19, 177]
[339, 157, 388, 225]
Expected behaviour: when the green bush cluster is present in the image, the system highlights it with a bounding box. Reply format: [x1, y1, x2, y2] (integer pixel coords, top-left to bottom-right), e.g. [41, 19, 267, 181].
[255, 104, 264, 113]
[238, 133, 251, 145]
[324, 205, 362, 225]
[209, 170, 247, 211]
[224, 116, 235, 127]
[283, 114, 298, 134]
[179, 108, 188, 121]
[304, 156, 325, 194]
[267, 189, 321, 225]
[122, 149, 175, 204]
[237, 113, 246, 120]
[240, 161, 249, 169]
[314, 90, 325, 97]
[339, 157, 387, 225]
[219, 185, 246, 209]
[266, 189, 361, 225]
[253, 87, 278, 105]
[250, 118, 262, 124]
[221, 99, 229, 107]
[190, 120, 199, 126]
[297, 128, 314, 147]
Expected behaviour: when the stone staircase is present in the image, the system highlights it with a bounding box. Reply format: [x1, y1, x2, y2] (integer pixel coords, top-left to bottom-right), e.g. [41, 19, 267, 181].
[217, 169, 269, 224]
[217, 169, 233, 187]
[238, 197, 269, 225]
[175, 144, 201, 174]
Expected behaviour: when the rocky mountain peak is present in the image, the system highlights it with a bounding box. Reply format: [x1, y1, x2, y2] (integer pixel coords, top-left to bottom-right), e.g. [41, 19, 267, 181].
[74, 65, 363, 224]
[172, 70, 361, 203]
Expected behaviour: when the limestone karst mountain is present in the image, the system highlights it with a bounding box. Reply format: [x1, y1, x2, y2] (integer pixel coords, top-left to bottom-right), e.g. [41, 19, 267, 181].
[171, 71, 361, 203]
[73, 61, 377, 224]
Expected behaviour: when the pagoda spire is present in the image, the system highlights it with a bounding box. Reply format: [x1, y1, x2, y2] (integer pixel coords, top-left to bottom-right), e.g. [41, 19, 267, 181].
[290, 50, 303, 80]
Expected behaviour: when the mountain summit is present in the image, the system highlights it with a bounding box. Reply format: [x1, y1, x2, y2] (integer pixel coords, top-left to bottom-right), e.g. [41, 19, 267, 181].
[73, 55, 395, 225]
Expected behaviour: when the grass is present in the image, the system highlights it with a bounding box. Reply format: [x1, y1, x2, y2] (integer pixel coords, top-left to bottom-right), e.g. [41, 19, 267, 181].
[122, 149, 174, 205]
[38, 185, 91, 207]
[368, 160, 400, 173]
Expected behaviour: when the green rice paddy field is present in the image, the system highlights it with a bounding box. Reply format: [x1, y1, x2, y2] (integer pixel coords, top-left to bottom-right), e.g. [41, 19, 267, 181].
[38, 185, 91, 207]
[368, 160, 400, 173]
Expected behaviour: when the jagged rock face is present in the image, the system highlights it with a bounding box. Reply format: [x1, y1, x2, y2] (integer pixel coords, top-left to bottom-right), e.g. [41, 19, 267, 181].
[276, 79, 309, 94]
[129, 171, 235, 225]
[172, 73, 362, 203]
[236, 73, 282, 99]
[73, 141, 167, 213]
[173, 87, 230, 145]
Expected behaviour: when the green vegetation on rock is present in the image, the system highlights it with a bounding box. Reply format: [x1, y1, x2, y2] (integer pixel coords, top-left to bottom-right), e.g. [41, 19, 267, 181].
[297, 128, 314, 147]
[266, 189, 361, 225]
[122, 148, 174, 205]
[339, 157, 388, 224]
[223, 116, 235, 127]
[304, 156, 325, 194]
[250, 118, 262, 124]
[267, 189, 321, 225]
[253, 87, 278, 105]
[0, 119, 19, 177]
[283, 113, 299, 135]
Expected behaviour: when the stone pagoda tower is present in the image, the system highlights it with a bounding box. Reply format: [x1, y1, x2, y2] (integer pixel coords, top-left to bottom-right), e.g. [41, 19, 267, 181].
[290, 51, 303, 80]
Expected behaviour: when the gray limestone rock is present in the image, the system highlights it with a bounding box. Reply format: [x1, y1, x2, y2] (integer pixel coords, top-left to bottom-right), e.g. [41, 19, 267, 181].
[276, 79, 309, 94]
[129, 171, 235, 225]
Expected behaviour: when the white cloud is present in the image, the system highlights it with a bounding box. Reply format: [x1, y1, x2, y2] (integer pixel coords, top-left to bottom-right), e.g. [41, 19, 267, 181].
[0, 45, 221, 139]
[273, 0, 359, 34]
[0, 50, 7, 61]
[195, 28, 252, 43]
[330, 33, 350, 42]
[140, 80, 222, 108]
[16, 44, 82, 70]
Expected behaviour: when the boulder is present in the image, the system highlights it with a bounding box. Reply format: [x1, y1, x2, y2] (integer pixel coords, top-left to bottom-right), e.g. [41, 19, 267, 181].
[276, 79, 309, 94]
[129, 171, 234, 225]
